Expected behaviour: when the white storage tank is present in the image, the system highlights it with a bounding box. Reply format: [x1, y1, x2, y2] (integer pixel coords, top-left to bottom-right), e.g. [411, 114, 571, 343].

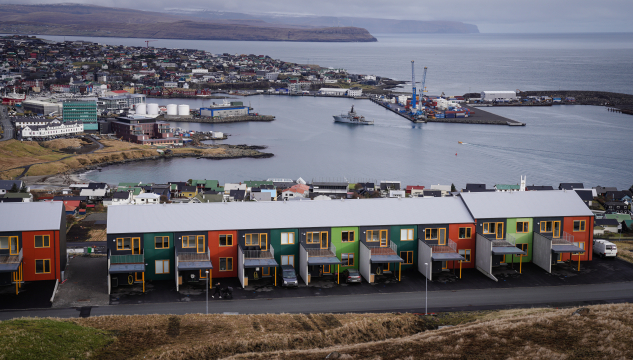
[147, 103, 159, 115]
[166, 104, 178, 116]
[177, 104, 190, 116]
[135, 103, 146, 115]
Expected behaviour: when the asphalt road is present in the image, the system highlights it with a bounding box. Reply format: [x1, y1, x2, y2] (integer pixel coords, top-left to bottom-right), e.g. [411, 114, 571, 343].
[2, 281, 632, 320]
[0, 105, 13, 141]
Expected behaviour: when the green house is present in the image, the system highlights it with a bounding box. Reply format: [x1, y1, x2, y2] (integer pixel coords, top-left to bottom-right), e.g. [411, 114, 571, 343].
[331, 227, 359, 270]
[143, 232, 174, 281]
[270, 229, 300, 268]
[390, 225, 418, 270]
[505, 218, 534, 264]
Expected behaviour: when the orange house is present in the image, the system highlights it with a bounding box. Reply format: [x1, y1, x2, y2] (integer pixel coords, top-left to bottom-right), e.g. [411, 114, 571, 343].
[208, 230, 238, 279]
[0, 202, 66, 293]
[447, 223, 476, 269]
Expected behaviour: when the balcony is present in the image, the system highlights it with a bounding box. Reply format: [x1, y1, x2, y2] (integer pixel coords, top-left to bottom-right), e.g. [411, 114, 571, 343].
[0, 248, 22, 273]
[108, 251, 145, 273]
[176, 248, 212, 271]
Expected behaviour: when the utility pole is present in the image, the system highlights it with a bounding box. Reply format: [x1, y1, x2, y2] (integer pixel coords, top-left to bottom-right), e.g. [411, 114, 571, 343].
[206, 270, 209, 314]
[424, 262, 428, 315]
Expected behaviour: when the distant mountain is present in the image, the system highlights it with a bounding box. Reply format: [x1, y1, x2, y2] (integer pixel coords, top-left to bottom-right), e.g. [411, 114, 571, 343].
[0, 4, 377, 42]
[165, 10, 480, 34]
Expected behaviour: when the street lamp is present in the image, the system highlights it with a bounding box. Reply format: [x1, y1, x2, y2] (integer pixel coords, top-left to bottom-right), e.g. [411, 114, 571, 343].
[205, 270, 209, 315]
[424, 262, 428, 315]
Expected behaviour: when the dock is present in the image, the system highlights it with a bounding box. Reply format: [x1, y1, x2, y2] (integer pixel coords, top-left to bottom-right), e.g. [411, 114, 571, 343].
[427, 105, 525, 126]
[369, 98, 426, 123]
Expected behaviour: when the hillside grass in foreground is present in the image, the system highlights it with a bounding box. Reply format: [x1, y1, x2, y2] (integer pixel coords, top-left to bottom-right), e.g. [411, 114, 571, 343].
[0, 319, 113, 360]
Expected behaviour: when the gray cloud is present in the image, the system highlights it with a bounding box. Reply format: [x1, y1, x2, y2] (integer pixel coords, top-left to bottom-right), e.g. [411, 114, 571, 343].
[2, 0, 632, 33]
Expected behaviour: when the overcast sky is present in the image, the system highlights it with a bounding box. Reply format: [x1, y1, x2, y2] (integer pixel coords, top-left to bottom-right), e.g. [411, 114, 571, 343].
[4, 0, 633, 33]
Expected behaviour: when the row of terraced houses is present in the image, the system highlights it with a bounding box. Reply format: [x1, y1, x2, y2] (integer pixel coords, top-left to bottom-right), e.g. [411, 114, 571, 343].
[103, 190, 594, 293]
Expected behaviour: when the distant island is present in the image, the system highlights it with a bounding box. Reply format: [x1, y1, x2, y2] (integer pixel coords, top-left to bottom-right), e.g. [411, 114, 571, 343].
[0, 4, 377, 42]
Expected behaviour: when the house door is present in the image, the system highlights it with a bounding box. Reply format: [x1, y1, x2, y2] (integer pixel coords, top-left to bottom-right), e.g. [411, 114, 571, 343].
[263, 267, 270, 276]
[323, 265, 331, 274]
[260, 234, 268, 251]
[135, 272, 143, 282]
[132, 238, 141, 254]
[320, 232, 329, 249]
[380, 230, 388, 247]
[10, 237, 18, 255]
[553, 221, 561, 238]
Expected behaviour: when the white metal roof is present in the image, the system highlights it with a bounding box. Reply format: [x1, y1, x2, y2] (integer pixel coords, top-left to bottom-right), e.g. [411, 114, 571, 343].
[107, 197, 474, 234]
[0, 202, 63, 232]
[460, 190, 594, 219]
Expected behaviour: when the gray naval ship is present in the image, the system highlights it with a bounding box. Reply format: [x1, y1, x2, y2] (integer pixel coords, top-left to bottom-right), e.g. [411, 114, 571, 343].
[333, 106, 374, 125]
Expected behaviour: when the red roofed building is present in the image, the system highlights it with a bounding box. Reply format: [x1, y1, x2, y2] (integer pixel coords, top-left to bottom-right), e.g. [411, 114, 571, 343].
[281, 184, 310, 200]
[405, 185, 425, 196]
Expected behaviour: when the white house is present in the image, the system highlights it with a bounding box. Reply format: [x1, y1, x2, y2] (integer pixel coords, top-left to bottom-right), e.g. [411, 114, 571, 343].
[224, 183, 247, 194]
[80, 188, 108, 200]
[388, 190, 406, 198]
[111, 191, 132, 205]
[319, 88, 347, 96]
[282, 184, 310, 200]
[347, 87, 363, 97]
[134, 193, 161, 205]
[430, 184, 452, 196]
[18, 119, 83, 139]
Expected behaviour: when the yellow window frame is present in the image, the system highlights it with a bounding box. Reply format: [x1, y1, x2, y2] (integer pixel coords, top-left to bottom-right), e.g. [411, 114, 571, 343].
[282, 254, 295, 267]
[366, 230, 379, 242]
[341, 231, 356, 243]
[245, 234, 257, 246]
[263, 267, 270, 276]
[155, 259, 170, 274]
[400, 251, 413, 264]
[155, 236, 169, 249]
[342, 253, 354, 266]
[425, 228, 438, 240]
[116, 237, 137, 251]
[196, 235, 206, 253]
[516, 221, 529, 233]
[553, 221, 561, 238]
[281, 232, 295, 245]
[182, 235, 196, 248]
[0, 236, 19, 255]
[219, 234, 233, 247]
[199, 269, 207, 278]
[259, 234, 268, 250]
[219, 257, 233, 271]
[34, 235, 50, 248]
[35, 259, 51, 274]
[573, 220, 586, 232]
[518, 243, 528, 257]
[320, 232, 329, 249]
[400, 229, 414, 241]
[464, 249, 471, 262]
[306, 232, 321, 244]
[458, 227, 472, 239]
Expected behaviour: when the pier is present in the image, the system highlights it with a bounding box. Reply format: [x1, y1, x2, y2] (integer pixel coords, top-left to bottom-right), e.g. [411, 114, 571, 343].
[369, 98, 426, 123]
[158, 114, 275, 124]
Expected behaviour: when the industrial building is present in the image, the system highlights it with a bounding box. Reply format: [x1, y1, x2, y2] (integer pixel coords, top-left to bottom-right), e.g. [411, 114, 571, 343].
[200, 101, 249, 118]
[481, 91, 517, 102]
[62, 99, 98, 131]
[110, 115, 182, 145]
[15, 118, 83, 139]
[97, 94, 146, 113]
[21, 100, 63, 116]
[0, 202, 67, 295]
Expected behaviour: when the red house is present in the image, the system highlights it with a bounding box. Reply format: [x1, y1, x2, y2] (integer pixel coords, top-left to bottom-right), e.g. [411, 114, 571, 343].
[208, 230, 238, 280]
[0, 202, 67, 294]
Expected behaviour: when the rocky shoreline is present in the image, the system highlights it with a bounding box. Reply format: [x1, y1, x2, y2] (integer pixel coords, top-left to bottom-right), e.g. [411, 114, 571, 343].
[21, 145, 273, 188]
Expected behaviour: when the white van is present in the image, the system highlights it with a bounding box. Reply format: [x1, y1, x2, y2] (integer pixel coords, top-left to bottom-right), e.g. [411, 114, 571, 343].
[593, 239, 618, 258]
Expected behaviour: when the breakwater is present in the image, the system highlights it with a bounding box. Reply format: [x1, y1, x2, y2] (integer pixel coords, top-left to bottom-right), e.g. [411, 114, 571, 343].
[158, 115, 275, 124]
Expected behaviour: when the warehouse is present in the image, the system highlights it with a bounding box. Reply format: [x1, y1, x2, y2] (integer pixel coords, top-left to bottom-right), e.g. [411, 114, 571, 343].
[481, 91, 517, 102]
[21, 100, 62, 116]
[200, 101, 249, 118]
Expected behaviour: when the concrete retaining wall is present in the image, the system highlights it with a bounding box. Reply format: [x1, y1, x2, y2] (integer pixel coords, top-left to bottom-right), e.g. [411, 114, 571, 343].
[533, 233, 553, 273]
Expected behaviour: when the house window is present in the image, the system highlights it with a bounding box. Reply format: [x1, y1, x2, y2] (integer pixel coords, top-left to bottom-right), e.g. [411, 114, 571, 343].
[155, 259, 169, 274]
[220, 234, 233, 247]
[516, 221, 529, 233]
[459, 249, 472, 262]
[425, 228, 446, 245]
[34, 235, 50, 248]
[341, 231, 355, 242]
[458, 227, 472, 239]
[400, 229, 414, 241]
[483, 222, 504, 239]
[341, 253, 354, 266]
[35, 259, 51, 274]
[366, 230, 379, 242]
[200, 269, 207, 278]
[220, 257, 233, 271]
[400, 251, 413, 264]
[573, 242, 585, 255]
[182, 236, 195, 248]
[540, 221, 561, 238]
[517, 243, 528, 257]
[245, 233, 266, 247]
[281, 255, 294, 267]
[573, 220, 586, 232]
[155, 236, 169, 249]
[306, 232, 325, 244]
[281, 232, 295, 245]
[0, 236, 18, 254]
[116, 237, 134, 251]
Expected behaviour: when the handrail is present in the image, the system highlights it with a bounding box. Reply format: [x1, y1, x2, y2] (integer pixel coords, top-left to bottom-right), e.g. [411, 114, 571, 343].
[431, 239, 458, 253]
[110, 253, 144, 264]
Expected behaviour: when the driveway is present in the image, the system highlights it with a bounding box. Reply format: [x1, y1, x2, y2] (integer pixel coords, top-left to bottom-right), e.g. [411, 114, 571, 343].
[52, 255, 109, 308]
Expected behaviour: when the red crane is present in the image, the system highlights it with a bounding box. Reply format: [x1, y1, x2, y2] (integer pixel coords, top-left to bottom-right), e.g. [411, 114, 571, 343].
[144, 40, 158, 48]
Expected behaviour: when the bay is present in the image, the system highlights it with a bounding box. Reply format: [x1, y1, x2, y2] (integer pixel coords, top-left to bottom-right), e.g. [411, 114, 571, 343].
[84, 95, 633, 189]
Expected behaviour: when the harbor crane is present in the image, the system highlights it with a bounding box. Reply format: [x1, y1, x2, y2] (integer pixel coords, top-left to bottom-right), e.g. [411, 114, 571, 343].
[411, 60, 417, 110]
[421, 66, 428, 95]
[144, 40, 158, 48]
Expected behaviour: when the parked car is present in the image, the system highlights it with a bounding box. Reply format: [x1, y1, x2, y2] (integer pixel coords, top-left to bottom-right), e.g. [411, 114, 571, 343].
[280, 265, 299, 287]
[593, 239, 618, 258]
[341, 268, 362, 284]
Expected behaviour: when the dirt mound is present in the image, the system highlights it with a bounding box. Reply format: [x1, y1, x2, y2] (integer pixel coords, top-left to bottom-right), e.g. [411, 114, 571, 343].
[40, 138, 84, 150]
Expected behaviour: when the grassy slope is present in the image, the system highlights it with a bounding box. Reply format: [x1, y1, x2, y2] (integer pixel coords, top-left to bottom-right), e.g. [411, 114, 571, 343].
[0, 139, 234, 179]
[0, 319, 113, 360]
[4, 304, 632, 359]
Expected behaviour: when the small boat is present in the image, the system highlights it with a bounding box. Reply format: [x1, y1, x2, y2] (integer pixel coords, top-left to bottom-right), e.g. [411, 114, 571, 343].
[458, 141, 463, 144]
[333, 106, 374, 125]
